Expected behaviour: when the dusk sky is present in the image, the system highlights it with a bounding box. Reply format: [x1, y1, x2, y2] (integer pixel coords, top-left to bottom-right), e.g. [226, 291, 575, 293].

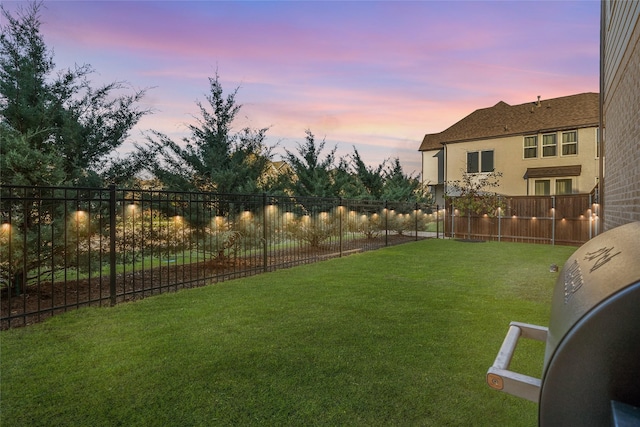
[4, 0, 600, 175]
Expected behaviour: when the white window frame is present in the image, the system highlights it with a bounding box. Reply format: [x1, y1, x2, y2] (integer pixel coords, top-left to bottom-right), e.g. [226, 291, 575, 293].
[532, 177, 575, 195]
[524, 135, 538, 159]
[561, 131, 578, 156]
[466, 150, 494, 174]
[542, 133, 557, 157]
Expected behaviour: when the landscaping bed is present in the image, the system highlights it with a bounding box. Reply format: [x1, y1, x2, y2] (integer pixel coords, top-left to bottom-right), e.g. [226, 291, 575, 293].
[1, 234, 421, 329]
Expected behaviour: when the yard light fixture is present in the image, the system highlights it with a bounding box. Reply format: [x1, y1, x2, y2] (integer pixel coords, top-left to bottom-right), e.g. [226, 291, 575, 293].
[212, 216, 225, 230]
[126, 203, 138, 218]
[74, 210, 87, 221]
[266, 205, 277, 214]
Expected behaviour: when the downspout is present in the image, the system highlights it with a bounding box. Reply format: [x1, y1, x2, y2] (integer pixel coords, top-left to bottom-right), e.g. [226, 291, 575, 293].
[421, 147, 425, 189]
[443, 143, 448, 198]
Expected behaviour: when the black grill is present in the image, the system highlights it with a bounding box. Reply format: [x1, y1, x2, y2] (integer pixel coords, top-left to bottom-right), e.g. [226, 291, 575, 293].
[487, 221, 640, 426]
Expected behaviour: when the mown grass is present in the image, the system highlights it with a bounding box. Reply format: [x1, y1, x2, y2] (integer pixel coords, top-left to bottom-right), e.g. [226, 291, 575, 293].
[0, 239, 576, 426]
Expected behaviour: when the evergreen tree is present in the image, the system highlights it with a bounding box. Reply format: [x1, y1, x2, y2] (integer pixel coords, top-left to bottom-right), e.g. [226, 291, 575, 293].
[0, 1, 149, 186]
[381, 158, 430, 203]
[279, 130, 340, 198]
[0, 127, 66, 186]
[332, 156, 366, 199]
[138, 73, 274, 194]
[350, 148, 385, 200]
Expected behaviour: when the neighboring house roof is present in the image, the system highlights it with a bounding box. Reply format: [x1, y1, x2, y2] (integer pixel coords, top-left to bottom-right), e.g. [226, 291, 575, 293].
[264, 160, 292, 177]
[419, 92, 599, 151]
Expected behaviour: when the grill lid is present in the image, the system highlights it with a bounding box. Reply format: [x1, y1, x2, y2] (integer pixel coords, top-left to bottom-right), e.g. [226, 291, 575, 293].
[539, 221, 640, 425]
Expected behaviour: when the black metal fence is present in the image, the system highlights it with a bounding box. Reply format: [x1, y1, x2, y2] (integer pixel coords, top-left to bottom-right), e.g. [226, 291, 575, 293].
[0, 184, 439, 328]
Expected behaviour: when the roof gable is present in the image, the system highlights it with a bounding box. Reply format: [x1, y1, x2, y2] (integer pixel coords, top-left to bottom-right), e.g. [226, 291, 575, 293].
[419, 93, 599, 151]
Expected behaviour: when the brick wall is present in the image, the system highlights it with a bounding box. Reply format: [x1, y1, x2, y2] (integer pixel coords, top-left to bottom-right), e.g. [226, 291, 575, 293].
[602, 2, 640, 230]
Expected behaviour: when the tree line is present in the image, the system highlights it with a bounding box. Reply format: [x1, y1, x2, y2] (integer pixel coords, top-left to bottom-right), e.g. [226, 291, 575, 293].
[0, 2, 429, 203]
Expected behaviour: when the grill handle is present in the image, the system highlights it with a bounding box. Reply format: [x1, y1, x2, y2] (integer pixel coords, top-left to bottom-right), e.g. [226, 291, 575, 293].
[486, 321, 547, 403]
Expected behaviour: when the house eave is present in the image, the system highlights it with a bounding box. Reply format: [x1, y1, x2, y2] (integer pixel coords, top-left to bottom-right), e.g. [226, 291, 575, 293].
[439, 122, 599, 147]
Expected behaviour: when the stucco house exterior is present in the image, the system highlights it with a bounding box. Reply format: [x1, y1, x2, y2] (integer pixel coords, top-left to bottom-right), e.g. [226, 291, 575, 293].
[420, 93, 599, 206]
[600, 0, 640, 230]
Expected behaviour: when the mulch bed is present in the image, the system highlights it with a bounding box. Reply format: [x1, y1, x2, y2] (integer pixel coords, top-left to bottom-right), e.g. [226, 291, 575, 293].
[1, 235, 423, 329]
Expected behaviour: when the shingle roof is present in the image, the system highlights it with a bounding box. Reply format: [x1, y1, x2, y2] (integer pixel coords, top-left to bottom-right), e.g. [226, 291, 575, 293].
[524, 165, 582, 179]
[419, 92, 599, 151]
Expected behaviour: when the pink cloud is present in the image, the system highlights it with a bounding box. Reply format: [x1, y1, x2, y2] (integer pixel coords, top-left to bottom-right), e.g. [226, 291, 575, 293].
[10, 0, 599, 175]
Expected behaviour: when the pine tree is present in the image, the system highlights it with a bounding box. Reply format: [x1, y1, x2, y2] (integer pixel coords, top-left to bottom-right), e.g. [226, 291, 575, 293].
[279, 130, 340, 198]
[350, 148, 385, 200]
[138, 73, 274, 194]
[0, 1, 149, 186]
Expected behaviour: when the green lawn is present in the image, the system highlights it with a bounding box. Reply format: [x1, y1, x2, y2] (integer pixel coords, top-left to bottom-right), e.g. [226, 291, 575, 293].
[0, 239, 576, 426]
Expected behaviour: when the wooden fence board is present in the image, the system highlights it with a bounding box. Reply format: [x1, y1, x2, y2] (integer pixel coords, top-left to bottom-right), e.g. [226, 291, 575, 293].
[445, 193, 597, 245]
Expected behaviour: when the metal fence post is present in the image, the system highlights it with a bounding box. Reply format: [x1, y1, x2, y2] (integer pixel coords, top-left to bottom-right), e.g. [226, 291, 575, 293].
[436, 204, 440, 239]
[551, 196, 556, 246]
[498, 201, 502, 242]
[339, 198, 343, 257]
[109, 184, 117, 306]
[451, 198, 455, 239]
[385, 200, 389, 246]
[413, 203, 417, 241]
[263, 193, 268, 273]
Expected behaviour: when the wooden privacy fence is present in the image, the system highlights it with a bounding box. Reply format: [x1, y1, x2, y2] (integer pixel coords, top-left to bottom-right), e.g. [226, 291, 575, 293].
[445, 193, 600, 246]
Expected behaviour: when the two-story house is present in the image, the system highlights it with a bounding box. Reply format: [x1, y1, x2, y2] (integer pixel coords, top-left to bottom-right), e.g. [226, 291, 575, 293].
[419, 93, 599, 205]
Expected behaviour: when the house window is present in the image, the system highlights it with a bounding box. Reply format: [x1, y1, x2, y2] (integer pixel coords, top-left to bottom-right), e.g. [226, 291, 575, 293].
[562, 131, 578, 155]
[481, 150, 494, 172]
[533, 178, 574, 195]
[524, 136, 538, 158]
[555, 179, 573, 195]
[535, 180, 551, 195]
[542, 134, 557, 157]
[467, 152, 479, 173]
[596, 127, 600, 158]
[467, 150, 494, 173]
